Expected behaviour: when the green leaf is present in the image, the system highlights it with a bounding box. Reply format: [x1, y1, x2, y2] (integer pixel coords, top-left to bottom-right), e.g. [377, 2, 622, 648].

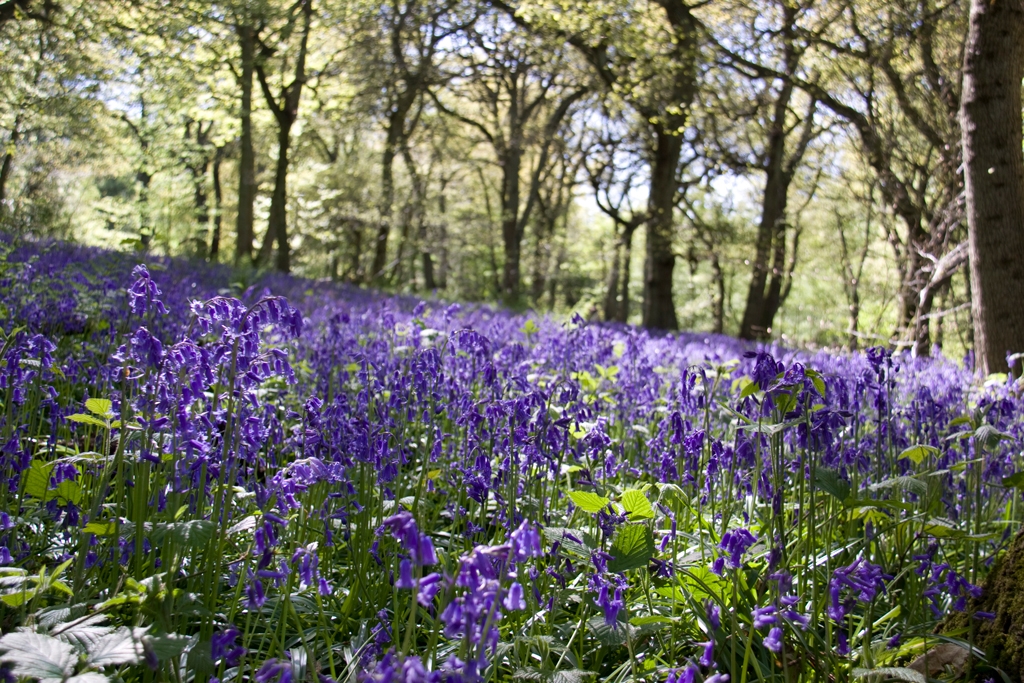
[608, 524, 655, 572]
[568, 491, 611, 514]
[812, 467, 851, 502]
[629, 615, 673, 626]
[1003, 472, 1024, 489]
[67, 413, 109, 428]
[51, 613, 113, 652]
[86, 627, 145, 667]
[851, 667, 926, 683]
[151, 520, 215, 547]
[621, 489, 654, 520]
[898, 445, 939, 465]
[868, 476, 927, 497]
[975, 424, 1013, 450]
[736, 377, 759, 399]
[542, 527, 595, 558]
[84, 521, 119, 536]
[805, 368, 827, 398]
[514, 667, 597, 683]
[142, 632, 190, 662]
[23, 460, 53, 500]
[0, 631, 76, 680]
[85, 398, 113, 417]
[586, 616, 634, 646]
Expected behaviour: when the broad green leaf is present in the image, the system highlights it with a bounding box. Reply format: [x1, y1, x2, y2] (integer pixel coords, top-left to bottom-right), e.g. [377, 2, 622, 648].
[514, 667, 597, 683]
[87, 627, 144, 667]
[68, 674, 111, 683]
[1004, 472, 1024, 489]
[735, 377, 759, 399]
[812, 467, 851, 502]
[852, 667, 926, 683]
[586, 615, 634, 646]
[608, 524, 655, 572]
[898, 445, 939, 465]
[805, 368, 827, 398]
[143, 633, 190, 662]
[52, 613, 112, 652]
[621, 489, 654, 520]
[868, 476, 927, 497]
[0, 631, 76, 680]
[23, 460, 53, 500]
[568, 491, 611, 514]
[542, 527, 595, 558]
[85, 521, 119, 536]
[85, 398, 113, 417]
[975, 424, 1013, 449]
[67, 413, 109, 428]
[151, 520, 215, 547]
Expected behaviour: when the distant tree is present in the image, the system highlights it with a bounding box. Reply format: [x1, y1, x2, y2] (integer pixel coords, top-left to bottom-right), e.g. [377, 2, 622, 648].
[433, 13, 587, 306]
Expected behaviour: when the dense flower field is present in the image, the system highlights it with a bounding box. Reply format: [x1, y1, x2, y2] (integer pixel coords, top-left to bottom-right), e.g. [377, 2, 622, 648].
[0, 233, 1021, 683]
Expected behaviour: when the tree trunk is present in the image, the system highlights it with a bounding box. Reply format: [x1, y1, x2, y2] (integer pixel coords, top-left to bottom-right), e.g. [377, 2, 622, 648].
[961, 0, 1024, 375]
[437, 186, 448, 290]
[192, 161, 209, 253]
[944, 529, 1024, 681]
[642, 128, 681, 330]
[620, 225, 635, 323]
[0, 115, 20, 218]
[235, 23, 257, 264]
[137, 169, 152, 249]
[373, 140, 398, 283]
[209, 147, 223, 261]
[741, 76, 794, 340]
[501, 145, 524, 306]
[257, 128, 292, 272]
[710, 251, 725, 334]
[603, 232, 623, 322]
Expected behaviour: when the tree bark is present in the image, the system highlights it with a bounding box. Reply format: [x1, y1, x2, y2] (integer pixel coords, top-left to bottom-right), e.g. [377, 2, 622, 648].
[257, 127, 293, 271]
[710, 251, 725, 334]
[961, 0, 1024, 375]
[210, 146, 223, 261]
[501, 144, 524, 305]
[235, 23, 257, 264]
[643, 127, 682, 330]
[254, 0, 313, 273]
[603, 233, 623, 321]
[0, 116, 18, 219]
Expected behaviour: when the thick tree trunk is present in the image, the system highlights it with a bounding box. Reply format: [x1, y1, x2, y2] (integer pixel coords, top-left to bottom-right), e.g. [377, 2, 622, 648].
[235, 23, 257, 264]
[643, 128, 681, 330]
[741, 78, 794, 340]
[0, 116, 19, 218]
[209, 147, 223, 261]
[254, 0, 311, 274]
[961, 0, 1024, 375]
[501, 146, 524, 306]
[257, 129, 292, 272]
[372, 141, 398, 283]
[944, 529, 1024, 681]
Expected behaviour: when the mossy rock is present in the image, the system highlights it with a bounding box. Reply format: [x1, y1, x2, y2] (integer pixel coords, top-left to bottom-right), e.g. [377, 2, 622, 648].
[944, 530, 1024, 682]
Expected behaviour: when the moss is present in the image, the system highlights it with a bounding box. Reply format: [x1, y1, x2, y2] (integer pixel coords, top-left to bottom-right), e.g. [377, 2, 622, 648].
[943, 530, 1024, 682]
